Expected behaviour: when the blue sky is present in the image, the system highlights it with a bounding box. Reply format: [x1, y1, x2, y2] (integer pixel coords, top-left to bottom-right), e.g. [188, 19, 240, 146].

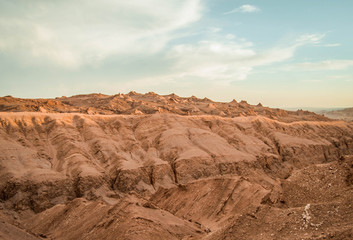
[0, 0, 352, 107]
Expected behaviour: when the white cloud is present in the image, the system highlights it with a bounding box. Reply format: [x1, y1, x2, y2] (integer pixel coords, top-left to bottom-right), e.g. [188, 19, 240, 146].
[329, 75, 351, 79]
[163, 34, 320, 84]
[317, 43, 341, 47]
[224, 5, 260, 14]
[0, 0, 202, 68]
[167, 39, 255, 82]
[296, 34, 326, 45]
[293, 60, 353, 71]
[0, 0, 335, 89]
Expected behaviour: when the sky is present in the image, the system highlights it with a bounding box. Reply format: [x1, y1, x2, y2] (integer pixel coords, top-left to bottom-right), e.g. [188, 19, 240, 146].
[0, 0, 352, 108]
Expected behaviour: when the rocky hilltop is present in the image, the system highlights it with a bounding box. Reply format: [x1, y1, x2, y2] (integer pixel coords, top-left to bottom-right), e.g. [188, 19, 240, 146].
[0, 93, 352, 240]
[0, 92, 328, 122]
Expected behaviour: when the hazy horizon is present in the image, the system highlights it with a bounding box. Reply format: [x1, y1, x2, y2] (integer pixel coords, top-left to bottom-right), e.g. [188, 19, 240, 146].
[1, 0, 352, 108]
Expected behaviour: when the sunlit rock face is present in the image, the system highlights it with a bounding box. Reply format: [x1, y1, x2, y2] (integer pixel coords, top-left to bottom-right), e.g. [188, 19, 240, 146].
[0, 93, 352, 240]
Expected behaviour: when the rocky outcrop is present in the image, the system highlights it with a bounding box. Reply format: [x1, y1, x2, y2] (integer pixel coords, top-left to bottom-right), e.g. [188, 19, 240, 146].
[0, 94, 352, 239]
[0, 93, 330, 122]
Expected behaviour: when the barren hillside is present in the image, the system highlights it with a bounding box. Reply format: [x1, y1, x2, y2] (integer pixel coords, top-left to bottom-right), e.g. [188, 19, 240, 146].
[0, 92, 329, 122]
[0, 93, 352, 240]
[320, 108, 353, 121]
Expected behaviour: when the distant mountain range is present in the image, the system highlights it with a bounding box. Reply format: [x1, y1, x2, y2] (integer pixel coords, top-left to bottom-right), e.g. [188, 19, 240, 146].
[283, 107, 345, 112]
[318, 107, 353, 121]
[283, 107, 353, 121]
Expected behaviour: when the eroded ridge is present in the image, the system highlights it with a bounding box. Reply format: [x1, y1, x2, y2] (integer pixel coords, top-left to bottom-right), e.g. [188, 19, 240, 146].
[0, 93, 329, 122]
[0, 94, 352, 239]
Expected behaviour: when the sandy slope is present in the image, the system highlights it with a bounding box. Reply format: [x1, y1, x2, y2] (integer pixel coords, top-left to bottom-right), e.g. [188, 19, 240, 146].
[0, 94, 352, 239]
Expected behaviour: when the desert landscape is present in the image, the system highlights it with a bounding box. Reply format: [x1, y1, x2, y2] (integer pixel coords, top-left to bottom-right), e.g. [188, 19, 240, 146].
[0, 93, 352, 240]
[1, 1, 353, 239]
[319, 108, 353, 122]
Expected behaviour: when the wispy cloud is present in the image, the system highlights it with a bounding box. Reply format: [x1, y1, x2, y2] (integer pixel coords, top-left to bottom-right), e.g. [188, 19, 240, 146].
[162, 33, 324, 84]
[317, 43, 341, 47]
[167, 38, 256, 82]
[296, 34, 326, 45]
[291, 60, 353, 71]
[0, 0, 202, 68]
[224, 5, 260, 14]
[299, 36, 341, 48]
[329, 75, 351, 80]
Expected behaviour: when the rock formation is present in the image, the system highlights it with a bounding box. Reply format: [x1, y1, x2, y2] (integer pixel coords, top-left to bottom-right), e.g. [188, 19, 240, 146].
[0, 93, 352, 239]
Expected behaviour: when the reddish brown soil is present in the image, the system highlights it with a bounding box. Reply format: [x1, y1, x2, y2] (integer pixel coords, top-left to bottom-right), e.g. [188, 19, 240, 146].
[0, 92, 328, 122]
[0, 93, 352, 240]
